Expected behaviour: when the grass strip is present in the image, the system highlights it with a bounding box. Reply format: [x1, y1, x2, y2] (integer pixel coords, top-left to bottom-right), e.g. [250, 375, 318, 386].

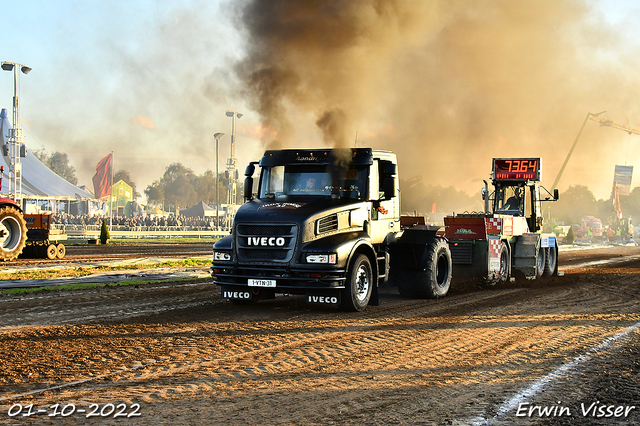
[0, 259, 211, 281]
[0, 277, 212, 295]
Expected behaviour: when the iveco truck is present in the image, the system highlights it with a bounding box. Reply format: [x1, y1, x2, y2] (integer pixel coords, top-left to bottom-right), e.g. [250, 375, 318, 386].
[211, 148, 452, 311]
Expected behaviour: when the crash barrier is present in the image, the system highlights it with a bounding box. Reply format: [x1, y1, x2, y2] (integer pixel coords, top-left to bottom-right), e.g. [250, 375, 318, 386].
[56, 224, 230, 240]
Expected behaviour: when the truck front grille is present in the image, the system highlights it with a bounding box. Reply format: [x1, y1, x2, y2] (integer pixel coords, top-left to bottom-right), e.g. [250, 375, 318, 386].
[317, 214, 338, 234]
[242, 249, 289, 260]
[236, 223, 297, 264]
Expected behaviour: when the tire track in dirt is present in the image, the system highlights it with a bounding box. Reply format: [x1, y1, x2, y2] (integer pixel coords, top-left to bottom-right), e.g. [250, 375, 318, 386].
[0, 288, 522, 404]
[5, 276, 636, 426]
[0, 251, 638, 425]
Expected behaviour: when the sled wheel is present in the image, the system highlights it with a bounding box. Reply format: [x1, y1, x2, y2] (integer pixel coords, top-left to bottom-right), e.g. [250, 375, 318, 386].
[45, 244, 57, 260]
[56, 244, 66, 259]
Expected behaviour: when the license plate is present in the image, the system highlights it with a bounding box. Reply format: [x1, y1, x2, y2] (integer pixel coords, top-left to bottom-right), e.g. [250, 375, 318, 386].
[248, 279, 276, 288]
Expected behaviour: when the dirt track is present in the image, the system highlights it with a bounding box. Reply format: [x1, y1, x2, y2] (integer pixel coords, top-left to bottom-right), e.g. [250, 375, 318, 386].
[0, 245, 638, 425]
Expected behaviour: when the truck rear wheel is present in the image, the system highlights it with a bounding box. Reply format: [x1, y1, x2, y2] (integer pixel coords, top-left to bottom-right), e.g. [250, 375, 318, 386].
[536, 244, 546, 278]
[340, 254, 373, 312]
[543, 245, 557, 276]
[0, 206, 27, 261]
[398, 238, 452, 299]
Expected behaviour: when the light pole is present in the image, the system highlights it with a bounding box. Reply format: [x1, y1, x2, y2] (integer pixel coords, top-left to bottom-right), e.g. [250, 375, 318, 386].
[225, 110, 242, 227]
[1, 61, 31, 205]
[214, 132, 225, 231]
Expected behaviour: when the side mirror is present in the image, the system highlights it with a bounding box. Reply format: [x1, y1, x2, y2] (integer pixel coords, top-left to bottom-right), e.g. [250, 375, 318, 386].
[243, 162, 259, 201]
[554, 189, 559, 200]
[244, 177, 253, 201]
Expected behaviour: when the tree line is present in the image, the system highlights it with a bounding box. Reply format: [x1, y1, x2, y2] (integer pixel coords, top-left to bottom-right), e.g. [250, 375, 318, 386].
[143, 162, 237, 211]
[34, 149, 78, 185]
[33, 149, 234, 211]
[33, 148, 639, 222]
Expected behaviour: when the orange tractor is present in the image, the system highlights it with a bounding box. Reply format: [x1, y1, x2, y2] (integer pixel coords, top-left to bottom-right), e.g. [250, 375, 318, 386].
[0, 166, 66, 260]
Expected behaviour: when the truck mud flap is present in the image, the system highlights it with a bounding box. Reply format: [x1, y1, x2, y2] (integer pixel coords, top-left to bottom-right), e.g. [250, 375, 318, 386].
[391, 227, 440, 270]
[305, 291, 340, 306]
[221, 286, 256, 302]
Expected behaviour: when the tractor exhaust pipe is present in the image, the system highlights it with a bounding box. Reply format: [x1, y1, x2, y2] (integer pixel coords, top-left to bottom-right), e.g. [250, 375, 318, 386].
[483, 180, 490, 214]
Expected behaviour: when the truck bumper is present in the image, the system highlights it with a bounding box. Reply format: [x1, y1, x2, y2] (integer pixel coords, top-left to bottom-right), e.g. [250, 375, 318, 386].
[211, 265, 347, 292]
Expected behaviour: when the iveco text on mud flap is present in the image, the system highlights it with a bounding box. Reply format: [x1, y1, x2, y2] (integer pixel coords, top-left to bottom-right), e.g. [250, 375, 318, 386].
[211, 148, 453, 312]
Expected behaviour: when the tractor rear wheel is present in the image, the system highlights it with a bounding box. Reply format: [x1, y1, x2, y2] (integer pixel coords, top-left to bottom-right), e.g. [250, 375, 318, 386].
[0, 205, 27, 261]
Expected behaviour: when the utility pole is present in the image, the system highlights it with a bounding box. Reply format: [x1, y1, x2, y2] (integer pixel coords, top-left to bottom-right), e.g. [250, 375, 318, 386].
[1, 61, 31, 206]
[225, 110, 242, 227]
[214, 132, 225, 231]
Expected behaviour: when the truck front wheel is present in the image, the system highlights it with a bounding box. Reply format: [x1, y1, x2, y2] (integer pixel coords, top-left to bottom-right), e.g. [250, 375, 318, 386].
[0, 206, 27, 261]
[340, 254, 373, 312]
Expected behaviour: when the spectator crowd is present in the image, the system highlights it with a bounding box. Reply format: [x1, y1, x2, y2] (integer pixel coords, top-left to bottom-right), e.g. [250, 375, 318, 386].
[51, 213, 224, 230]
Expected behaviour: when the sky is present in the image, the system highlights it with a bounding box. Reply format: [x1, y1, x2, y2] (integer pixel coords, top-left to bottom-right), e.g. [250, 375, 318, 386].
[1, 0, 640, 207]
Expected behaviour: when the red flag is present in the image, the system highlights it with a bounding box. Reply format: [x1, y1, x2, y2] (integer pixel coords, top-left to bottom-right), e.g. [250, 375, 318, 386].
[92, 153, 112, 198]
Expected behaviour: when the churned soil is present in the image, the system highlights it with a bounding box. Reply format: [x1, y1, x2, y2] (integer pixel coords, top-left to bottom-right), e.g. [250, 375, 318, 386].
[0, 244, 638, 425]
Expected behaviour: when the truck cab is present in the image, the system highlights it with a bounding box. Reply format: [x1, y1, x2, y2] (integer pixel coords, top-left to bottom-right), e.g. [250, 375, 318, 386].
[211, 148, 401, 311]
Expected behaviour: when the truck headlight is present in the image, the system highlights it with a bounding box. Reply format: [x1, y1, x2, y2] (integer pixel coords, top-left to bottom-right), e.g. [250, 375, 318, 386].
[305, 253, 337, 264]
[213, 251, 231, 261]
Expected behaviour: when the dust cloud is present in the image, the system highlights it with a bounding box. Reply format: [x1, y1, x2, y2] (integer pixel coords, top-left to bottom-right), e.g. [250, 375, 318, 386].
[235, 0, 640, 203]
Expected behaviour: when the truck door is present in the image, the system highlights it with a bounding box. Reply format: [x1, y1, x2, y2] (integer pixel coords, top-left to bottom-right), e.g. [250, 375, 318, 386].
[368, 158, 399, 243]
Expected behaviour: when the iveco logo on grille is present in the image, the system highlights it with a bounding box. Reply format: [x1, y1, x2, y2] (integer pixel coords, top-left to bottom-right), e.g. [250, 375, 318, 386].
[247, 236, 286, 247]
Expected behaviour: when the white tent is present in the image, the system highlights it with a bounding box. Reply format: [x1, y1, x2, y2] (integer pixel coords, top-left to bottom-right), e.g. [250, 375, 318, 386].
[0, 108, 94, 199]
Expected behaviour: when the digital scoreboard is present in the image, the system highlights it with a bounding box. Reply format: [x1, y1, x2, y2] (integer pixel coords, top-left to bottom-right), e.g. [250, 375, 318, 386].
[492, 158, 541, 181]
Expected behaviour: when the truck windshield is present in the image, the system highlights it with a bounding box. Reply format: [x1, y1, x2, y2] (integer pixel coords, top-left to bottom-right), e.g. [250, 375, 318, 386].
[259, 165, 367, 200]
